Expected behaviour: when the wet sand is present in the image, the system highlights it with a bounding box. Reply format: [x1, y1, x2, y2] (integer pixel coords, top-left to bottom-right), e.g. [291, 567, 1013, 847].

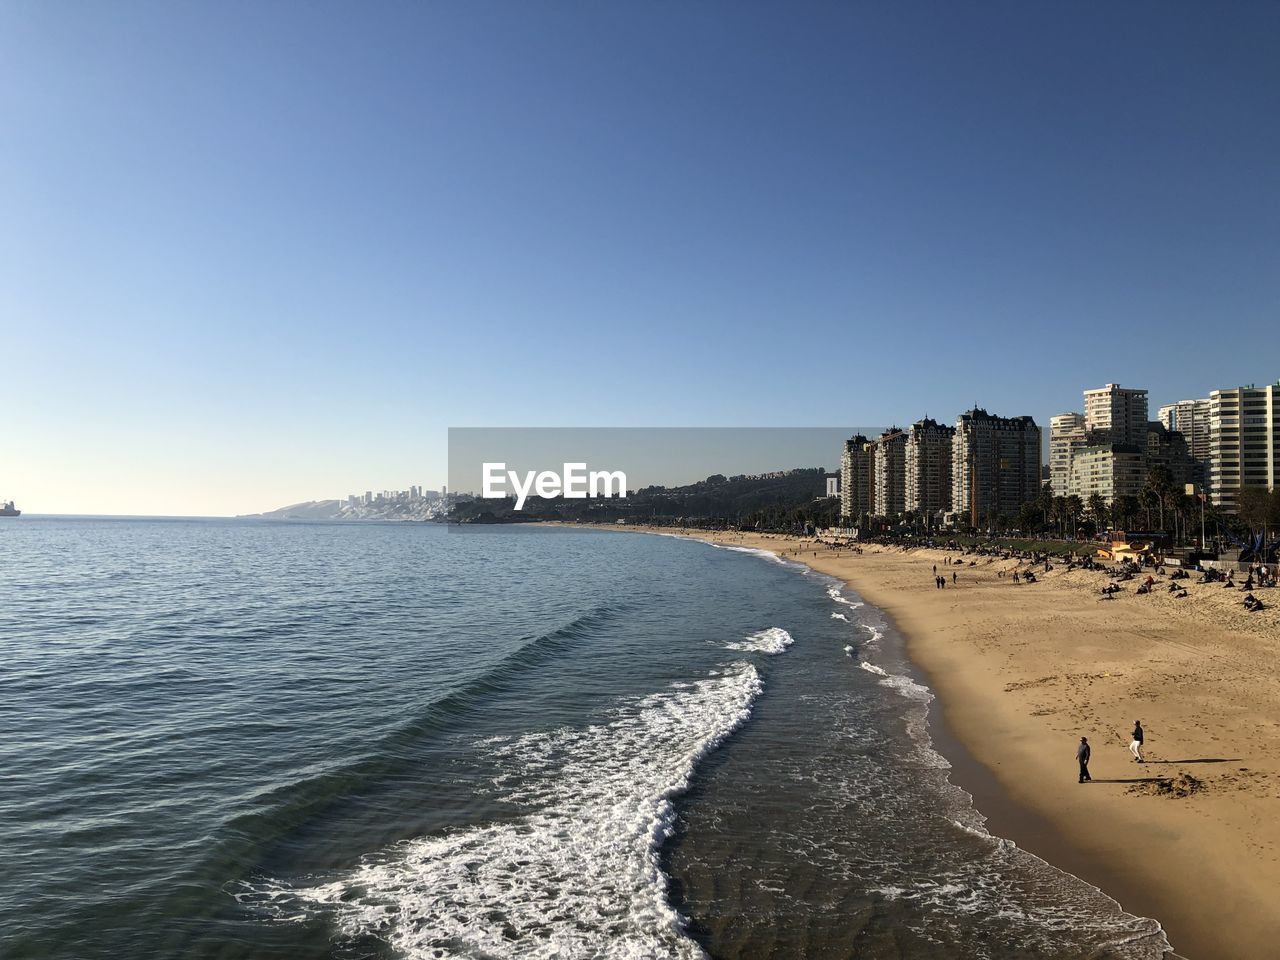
[596, 525, 1280, 960]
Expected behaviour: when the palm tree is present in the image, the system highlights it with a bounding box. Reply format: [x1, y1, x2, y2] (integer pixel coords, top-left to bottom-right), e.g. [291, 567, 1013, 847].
[1088, 493, 1107, 532]
[1139, 486, 1159, 529]
[1065, 495, 1084, 538]
[1035, 483, 1054, 532]
[1112, 495, 1139, 532]
[1047, 495, 1063, 537]
[1142, 465, 1174, 531]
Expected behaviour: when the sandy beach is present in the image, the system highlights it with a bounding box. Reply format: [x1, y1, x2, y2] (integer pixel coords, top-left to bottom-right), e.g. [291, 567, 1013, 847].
[600, 525, 1280, 960]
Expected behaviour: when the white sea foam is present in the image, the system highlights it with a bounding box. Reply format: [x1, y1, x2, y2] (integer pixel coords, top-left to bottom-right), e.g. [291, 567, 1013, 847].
[855, 661, 947, 767]
[726, 627, 794, 655]
[952, 817, 1017, 853]
[243, 665, 763, 959]
[874, 881, 969, 903]
[858, 661, 934, 706]
[843, 645, 855, 655]
[863, 624, 884, 643]
[826, 585, 864, 609]
[875, 671, 932, 703]
[712, 543, 790, 565]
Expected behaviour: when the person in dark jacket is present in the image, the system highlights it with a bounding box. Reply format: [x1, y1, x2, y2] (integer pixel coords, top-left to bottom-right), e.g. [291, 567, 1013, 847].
[1129, 720, 1144, 762]
[1077, 737, 1092, 782]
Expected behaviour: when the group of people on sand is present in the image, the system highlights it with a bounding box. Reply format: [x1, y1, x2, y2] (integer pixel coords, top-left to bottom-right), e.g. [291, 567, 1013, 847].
[1090, 556, 1278, 610]
[1077, 720, 1146, 782]
[930, 564, 956, 589]
[993, 568, 1035, 583]
[1246, 562, 1276, 587]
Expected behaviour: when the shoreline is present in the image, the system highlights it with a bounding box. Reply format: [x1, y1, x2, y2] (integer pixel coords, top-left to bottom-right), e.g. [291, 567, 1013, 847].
[582, 523, 1280, 960]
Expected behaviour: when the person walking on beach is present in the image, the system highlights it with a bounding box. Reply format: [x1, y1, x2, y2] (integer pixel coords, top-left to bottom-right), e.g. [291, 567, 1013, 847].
[1130, 720, 1144, 762]
[1077, 737, 1092, 782]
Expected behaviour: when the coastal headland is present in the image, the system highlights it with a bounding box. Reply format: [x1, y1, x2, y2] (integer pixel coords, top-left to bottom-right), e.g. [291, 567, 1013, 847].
[589, 524, 1280, 960]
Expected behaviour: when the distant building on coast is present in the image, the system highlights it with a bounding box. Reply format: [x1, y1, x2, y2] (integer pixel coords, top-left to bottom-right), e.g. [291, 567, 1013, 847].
[1066, 442, 1145, 504]
[904, 418, 954, 521]
[1158, 398, 1212, 463]
[833, 375, 1274, 528]
[1144, 421, 1196, 490]
[1084, 383, 1149, 445]
[839, 434, 875, 521]
[1048, 412, 1087, 497]
[1048, 383, 1199, 506]
[873, 429, 907, 518]
[1208, 381, 1279, 513]
[950, 409, 1041, 526]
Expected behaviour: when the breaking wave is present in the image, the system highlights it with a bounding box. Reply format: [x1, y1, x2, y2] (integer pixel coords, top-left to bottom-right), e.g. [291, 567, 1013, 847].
[239, 662, 771, 959]
[725, 626, 794, 655]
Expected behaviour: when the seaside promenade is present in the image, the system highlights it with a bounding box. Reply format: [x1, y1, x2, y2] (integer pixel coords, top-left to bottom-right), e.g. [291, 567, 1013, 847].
[606, 524, 1280, 960]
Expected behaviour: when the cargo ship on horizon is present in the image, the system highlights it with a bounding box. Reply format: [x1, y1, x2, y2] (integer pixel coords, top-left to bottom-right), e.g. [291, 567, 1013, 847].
[1, 500, 20, 517]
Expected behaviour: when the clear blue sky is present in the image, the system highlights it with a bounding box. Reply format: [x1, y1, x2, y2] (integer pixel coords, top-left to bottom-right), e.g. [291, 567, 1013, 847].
[2, 1, 1277, 515]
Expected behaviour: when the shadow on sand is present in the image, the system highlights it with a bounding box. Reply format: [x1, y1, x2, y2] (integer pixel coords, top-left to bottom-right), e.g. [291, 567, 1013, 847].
[1148, 758, 1241, 764]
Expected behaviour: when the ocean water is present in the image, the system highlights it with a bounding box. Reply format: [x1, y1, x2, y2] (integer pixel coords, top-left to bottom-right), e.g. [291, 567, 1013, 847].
[0, 519, 1173, 959]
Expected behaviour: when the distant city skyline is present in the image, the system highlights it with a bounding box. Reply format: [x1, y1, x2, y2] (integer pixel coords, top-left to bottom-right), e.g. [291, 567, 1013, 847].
[4, 3, 1277, 516]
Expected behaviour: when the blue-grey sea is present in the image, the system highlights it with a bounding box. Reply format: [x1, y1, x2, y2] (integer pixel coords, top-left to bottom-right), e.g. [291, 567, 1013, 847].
[1, 519, 1173, 959]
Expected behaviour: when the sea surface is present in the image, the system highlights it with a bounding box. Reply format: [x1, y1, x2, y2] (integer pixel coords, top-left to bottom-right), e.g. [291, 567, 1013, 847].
[1, 519, 1173, 959]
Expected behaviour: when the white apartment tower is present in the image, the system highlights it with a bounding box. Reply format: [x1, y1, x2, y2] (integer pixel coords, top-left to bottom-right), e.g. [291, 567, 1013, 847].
[839, 434, 875, 520]
[1208, 381, 1280, 514]
[1083, 383, 1149, 445]
[1158, 398, 1212, 463]
[1067, 444, 1145, 504]
[1049, 412, 1087, 497]
[951, 409, 1042, 525]
[873, 429, 907, 518]
[904, 418, 954, 519]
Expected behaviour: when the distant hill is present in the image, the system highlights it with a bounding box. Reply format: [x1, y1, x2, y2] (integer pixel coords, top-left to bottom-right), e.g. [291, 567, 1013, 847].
[448, 468, 838, 529]
[244, 469, 836, 528]
[240, 494, 458, 521]
[240, 499, 345, 520]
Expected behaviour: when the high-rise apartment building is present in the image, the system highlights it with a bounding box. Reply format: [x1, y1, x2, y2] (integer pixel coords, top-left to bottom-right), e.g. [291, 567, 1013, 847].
[951, 409, 1042, 525]
[1083, 383, 1148, 446]
[839, 434, 875, 521]
[1067, 444, 1145, 504]
[1158, 398, 1212, 463]
[1049, 412, 1087, 497]
[873, 429, 907, 518]
[1208, 381, 1280, 513]
[1145, 422, 1196, 490]
[904, 418, 954, 519]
